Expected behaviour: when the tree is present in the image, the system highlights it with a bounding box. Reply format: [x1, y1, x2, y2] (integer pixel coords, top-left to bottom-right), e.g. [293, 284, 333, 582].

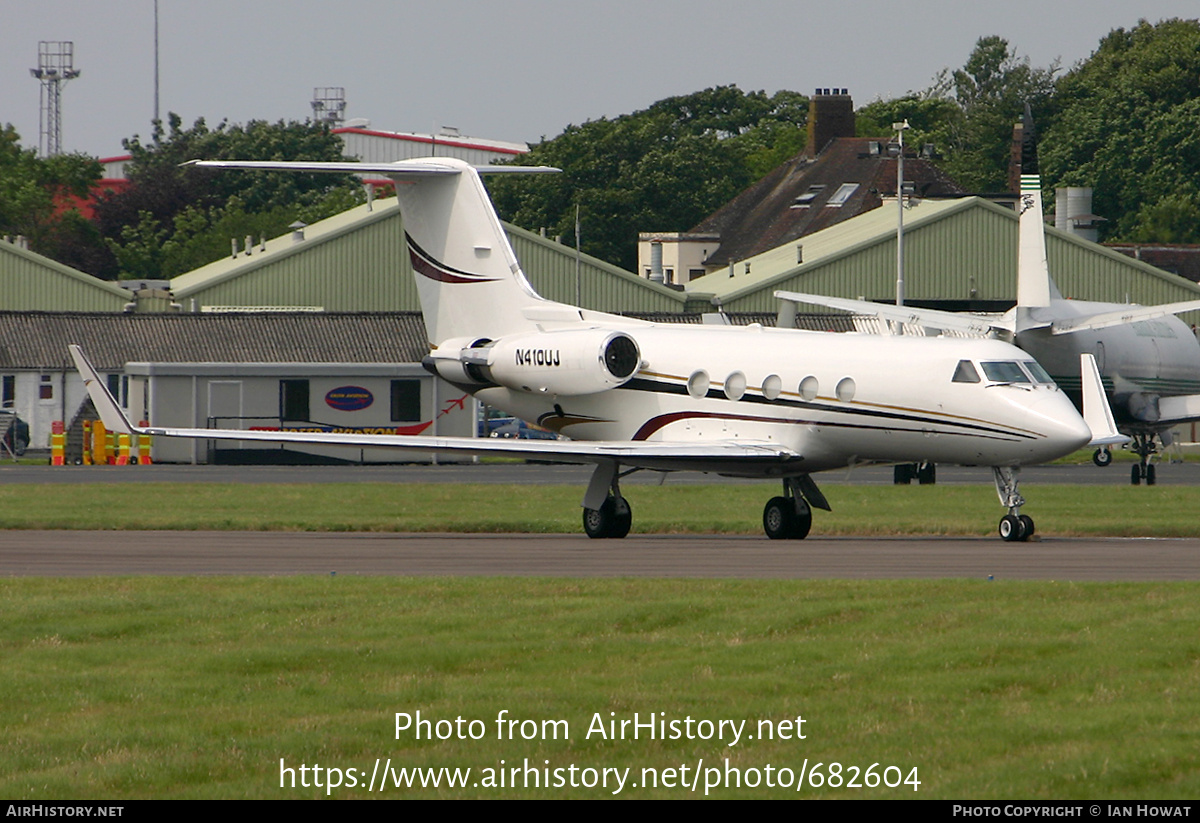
[487, 87, 807, 270]
[0, 124, 100, 255]
[1040, 19, 1200, 241]
[90, 114, 363, 279]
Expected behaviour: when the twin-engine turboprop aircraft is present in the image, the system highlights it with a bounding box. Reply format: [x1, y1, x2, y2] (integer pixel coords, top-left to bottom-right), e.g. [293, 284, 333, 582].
[71, 157, 1118, 541]
[777, 110, 1200, 487]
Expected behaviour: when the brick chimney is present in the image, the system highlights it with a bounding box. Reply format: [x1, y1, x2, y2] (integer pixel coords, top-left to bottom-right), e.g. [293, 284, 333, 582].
[805, 88, 855, 156]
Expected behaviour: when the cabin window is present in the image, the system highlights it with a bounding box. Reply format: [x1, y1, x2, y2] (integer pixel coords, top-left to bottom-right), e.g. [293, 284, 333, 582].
[687, 370, 710, 399]
[724, 371, 747, 401]
[390, 380, 422, 422]
[798, 376, 819, 401]
[280, 379, 310, 422]
[952, 360, 981, 384]
[980, 361, 1030, 383]
[762, 374, 783, 401]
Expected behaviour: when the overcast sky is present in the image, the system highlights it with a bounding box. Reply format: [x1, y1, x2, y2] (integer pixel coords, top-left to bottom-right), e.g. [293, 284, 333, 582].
[2, 1, 1195, 158]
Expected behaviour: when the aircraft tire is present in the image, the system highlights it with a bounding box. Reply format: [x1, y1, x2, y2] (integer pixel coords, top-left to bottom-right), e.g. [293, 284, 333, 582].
[1131, 464, 1142, 486]
[763, 496, 796, 540]
[790, 506, 813, 540]
[893, 464, 915, 484]
[583, 497, 631, 539]
[917, 462, 936, 485]
[1092, 448, 1112, 467]
[1147, 463, 1157, 486]
[610, 497, 632, 539]
[583, 502, 612, 539]
[1018, 514, 1035, 539]
[999, 514, 1025, 542]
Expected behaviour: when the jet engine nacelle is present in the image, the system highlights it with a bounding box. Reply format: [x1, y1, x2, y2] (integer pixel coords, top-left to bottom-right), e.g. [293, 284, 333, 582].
[429, 329, 641, 396]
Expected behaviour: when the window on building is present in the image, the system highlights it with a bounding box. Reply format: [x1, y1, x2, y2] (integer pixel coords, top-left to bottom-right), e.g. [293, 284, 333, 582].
[825, 183, 860, 207]
[390, 380, 422, 422]
[2, 376, 13, 409]
[791, 185, 825, 208]
[280, 380, 310, 421]
[39, 375, 53, 401]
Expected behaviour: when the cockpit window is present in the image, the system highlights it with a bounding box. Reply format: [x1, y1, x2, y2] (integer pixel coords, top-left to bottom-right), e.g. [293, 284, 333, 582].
[1021, 360, 1055, 385]
[980, 361, 1031, 383]
[952, 360, 981, 384]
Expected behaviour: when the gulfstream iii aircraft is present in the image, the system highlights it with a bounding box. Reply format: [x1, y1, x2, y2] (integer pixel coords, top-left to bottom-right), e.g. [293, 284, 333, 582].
[778, 120, 1200, 487]
[70, 157, 1115, 541]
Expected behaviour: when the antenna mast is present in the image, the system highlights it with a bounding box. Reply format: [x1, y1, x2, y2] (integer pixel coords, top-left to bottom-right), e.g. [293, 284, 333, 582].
[30, 41, 81, 156]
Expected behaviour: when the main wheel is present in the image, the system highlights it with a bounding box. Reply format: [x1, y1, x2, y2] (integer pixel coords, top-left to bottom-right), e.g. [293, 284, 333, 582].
[1018, 514, 1035, 539]
[1146, 463, 1157, 486]
[791, 505, 813, 540]
[1131, 464, 1142, 486]
[893, 464, 915, 485]
[999, 514, 1026, 542]
[1092, 448, 1112, 467]
[583, 497, 632, 539]
[763, 496, 796, 540]
[609, 497, 632, 539]
[917, 463, 937, 485]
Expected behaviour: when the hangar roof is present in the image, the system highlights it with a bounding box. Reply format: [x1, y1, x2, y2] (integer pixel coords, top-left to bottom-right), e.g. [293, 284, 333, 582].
[0, 311, 431, 371]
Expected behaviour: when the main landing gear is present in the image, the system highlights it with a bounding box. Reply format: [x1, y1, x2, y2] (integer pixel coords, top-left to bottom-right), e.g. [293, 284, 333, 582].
[993, 466, 1035, 542]
[581, 464, 831, 540]
[1128, 433, 1158, 486]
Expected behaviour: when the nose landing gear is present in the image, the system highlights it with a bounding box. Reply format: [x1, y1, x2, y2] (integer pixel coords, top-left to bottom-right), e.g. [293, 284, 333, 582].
[993, 466, 1034, 542]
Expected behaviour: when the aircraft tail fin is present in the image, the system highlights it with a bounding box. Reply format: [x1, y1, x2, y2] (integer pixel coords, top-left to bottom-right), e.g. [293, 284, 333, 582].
[1016, 105, 1052, 312]
[189, 158, 563, 345]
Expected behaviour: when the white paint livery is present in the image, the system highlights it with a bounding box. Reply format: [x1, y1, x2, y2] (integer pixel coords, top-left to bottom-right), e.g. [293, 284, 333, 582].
[72, 157, 1105, 540]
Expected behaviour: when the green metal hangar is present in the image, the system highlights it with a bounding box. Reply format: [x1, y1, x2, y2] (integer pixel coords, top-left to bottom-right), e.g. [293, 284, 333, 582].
[680, 196, 1200, 319]
[0, 199, 688, 462]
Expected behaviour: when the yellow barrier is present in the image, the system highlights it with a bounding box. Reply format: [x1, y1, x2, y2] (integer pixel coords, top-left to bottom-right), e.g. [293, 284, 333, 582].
[50, 421, 64, 466]
[137, 422, 153, 464]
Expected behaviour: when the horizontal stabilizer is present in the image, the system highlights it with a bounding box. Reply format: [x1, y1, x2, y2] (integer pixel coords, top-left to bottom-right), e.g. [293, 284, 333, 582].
[184, 159, 560, 177]
[774, 291, 1007, 337]
[1051, 299, 1200, 335]
[1080, 352, 1129, 447]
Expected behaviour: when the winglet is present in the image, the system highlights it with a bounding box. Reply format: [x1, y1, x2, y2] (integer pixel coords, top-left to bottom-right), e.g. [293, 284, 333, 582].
[1080, 353, 1129, 447]
[68, 345, 137, 435]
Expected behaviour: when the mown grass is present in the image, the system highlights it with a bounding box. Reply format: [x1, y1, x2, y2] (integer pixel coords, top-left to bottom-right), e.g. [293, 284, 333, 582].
[3, 577, 1199, 799]
[0, 481, 1198, 536]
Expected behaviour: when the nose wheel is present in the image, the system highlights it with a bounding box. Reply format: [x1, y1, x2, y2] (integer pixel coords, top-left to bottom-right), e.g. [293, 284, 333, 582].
[993, 466, 1035, 542]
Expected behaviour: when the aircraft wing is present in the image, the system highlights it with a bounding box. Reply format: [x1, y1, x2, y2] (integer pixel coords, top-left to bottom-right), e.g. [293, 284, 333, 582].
[184, 159, 560, 177]
[69, 347, 802, 474]
[774, 290, 1008, 337]
[1049, 299, 1200, 335]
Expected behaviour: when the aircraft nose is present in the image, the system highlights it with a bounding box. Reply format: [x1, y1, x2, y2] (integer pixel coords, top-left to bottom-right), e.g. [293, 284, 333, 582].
[1028, 391, 1092, 462]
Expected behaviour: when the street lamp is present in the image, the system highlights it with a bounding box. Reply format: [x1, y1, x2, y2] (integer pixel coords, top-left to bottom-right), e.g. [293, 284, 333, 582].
[890, 119, 910, 308]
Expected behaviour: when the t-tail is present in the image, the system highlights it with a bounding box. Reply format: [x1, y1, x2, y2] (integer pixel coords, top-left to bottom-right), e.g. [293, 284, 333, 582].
[188, 157, 562, 345]
[1016, 104, 1052, 316]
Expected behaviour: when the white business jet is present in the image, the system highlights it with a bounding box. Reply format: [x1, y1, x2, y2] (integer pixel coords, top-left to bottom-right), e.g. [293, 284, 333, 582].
[70, 157, 1116, 541]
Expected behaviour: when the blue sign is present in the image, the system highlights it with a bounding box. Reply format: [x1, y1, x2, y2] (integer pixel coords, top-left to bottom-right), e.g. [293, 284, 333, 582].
[325, 386, 373, 412]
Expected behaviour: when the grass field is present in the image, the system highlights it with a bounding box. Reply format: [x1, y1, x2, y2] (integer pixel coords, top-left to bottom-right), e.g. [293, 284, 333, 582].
[4, 480, 1199, 799]
[4, 576, 1199, 799]
[2, 480, 1200, 536]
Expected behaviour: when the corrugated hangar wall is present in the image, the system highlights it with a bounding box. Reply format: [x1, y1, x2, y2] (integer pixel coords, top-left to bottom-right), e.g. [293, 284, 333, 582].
[713, 200, 1200, 315]
[172, 205, 690, 315]
[1, 242, 130, 312]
